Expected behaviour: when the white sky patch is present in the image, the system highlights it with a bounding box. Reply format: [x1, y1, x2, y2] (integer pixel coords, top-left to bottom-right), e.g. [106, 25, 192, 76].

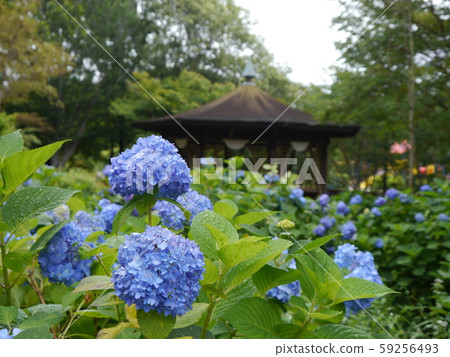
[234, 0, 347, 85]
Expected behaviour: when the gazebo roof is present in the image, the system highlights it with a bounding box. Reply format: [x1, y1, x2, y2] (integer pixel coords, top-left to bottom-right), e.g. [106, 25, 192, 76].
[131, 81, 359, 140]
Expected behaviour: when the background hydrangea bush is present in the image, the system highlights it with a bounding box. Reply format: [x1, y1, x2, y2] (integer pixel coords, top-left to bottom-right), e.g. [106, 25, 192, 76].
[0, 131, 447, 339]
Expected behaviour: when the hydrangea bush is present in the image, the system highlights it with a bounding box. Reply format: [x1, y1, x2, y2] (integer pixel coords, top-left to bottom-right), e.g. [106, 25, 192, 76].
[1, 131, 447, 339]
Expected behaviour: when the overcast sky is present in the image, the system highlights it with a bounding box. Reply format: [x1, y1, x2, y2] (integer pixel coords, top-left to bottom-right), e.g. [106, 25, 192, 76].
[234, 0, 347, 85]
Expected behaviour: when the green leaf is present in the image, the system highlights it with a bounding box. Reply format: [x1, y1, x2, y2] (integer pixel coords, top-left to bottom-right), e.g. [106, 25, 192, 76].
[30, 220, 69, 252]
[2, 187, 77, 231]
[212, 280, 257, 320]
[0, 306, 18, 327]
[97, 322, 132, 339]
[291, 234, 341, 255]
[239, 224, 269, 237]
[174, 303, 209, 329]
[224, 297, 279, 338]
[225, 238, 292, 290]
[137, 309, 176, 339]
[213, 199, 238, 218]
[201, 259, 220, 285]
[252, 264, 301, 293]
[202, 285, 228, 300]
[204, 223, 230, 247]
[191, 210, 239, 259]
[1, 140, 68, 198]
[168, 325, 214, 339]
[315, 324, 373, 339]
[73, 276, 112, 293]
[4, 252, 33, 272]
[217, 236, 267, 268]
[233, 211, 272, 226]
[0, 130, 23, 161]
[19, 311, 65, 329]
[14, 327, 53, 339]
[112, 194, 152, 234]
[332, 277, 397, 305]
[310, 309, 343, 322]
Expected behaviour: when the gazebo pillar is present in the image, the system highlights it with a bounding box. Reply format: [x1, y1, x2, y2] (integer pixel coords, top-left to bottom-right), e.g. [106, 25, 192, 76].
[311, 139, 329, 194]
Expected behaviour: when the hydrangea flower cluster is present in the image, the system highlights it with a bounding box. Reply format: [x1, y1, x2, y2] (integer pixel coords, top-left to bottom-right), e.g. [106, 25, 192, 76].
[438, 213, 448, 222]
[108, 135, 191, 199]
[313, 225, 326, 237]
[375, 238, 384, 248]
[320, 216, 336, 230]
[154, 200, 185, 230]
[112, 226, 205, 317]
[317, 194, 330, 207]
[399, 193, 412, 204]
[289, 188, 306, 205]
[154, 189, 212, 230]
[349, 194, 363, 205]
[264, 173, 280, 183]
[96, 199, 122, 233]
[38, 222, 94, 286]
[334, 243, 383, 314]
[46, 204, 70, 224]
[336, 201, 350, 215]
[419, 185, 433, 192]
[374, 197, 386, 207]
[176, 189, 213, 222]
[341, 221, 357, 240]
[74, 210, 106, 232]
[0, 328, 22, 339]
[415, 213, 425, 223]
[385, 188, 399, 200]
[103, 164, 114, 177]
[371, 207, 382, 217]
[266, 260, 300, 303]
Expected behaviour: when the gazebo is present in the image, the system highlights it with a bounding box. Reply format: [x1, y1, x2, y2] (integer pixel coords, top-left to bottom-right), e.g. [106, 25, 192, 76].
[131, 62, 359, 193]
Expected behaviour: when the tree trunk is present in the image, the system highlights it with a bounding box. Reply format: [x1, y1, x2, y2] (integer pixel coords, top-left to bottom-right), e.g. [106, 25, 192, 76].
[406, 0, 416, 189]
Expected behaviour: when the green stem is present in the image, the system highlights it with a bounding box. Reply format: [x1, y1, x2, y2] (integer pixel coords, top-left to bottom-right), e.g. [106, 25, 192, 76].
[200, 299, 216, 339]
[0, 232, 11, 305]
[148, 198, 155, 226]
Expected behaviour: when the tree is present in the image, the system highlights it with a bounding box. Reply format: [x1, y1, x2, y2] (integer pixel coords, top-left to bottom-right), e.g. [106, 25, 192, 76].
[0, 0, 70, 110]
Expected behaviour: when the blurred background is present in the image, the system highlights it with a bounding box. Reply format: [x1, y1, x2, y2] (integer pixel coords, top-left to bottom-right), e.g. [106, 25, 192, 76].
[0, 0, 448, 191]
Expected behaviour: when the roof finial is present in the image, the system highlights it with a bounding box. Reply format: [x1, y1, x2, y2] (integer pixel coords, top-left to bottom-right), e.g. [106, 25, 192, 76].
[242, 59, 257, 85]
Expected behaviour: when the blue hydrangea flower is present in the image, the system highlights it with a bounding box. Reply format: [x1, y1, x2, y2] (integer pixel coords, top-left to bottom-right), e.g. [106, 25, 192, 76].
[176, 189, 213, 222]
[267, 260, 300, 303]
[200, 157, 215, 165]
[371, 207, 382, 216]
[154, 189, 212, 230]
[236, 170, 245, 179]
[154, 200, 185, 231]
[320, 216, 335, 230]
[112, 226, 205, 317]
[46, 204, 70, 224]
[96, 199, 122, 233]
[341, 221, 356, 240]
[289, 188, 304, 201]
[399, 193, 412, 204]
[317, 194, 330, 207]
[74, 210, 106, 232]
[415, 213, 425, 223]
[264, 173, 280, 183]
[337, 201, 350, 215]
[313, 225, 326, 237]
[334, 243, 383, 314]
[374, 197, 386, 207]
[309, 201, 320, 211]
[385, 188, 399, 200]
[108, 135, 191, 199]
[349, 194, 363, 205]
[375, 238, 384, 248]
[419, 184, 432, 192]
[0, 328, 22, 339]
[438, 213, 448, 222]
[22, 179, 32, 187]
[38, 222, 94, 286]
[103, 164, 114, 177]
